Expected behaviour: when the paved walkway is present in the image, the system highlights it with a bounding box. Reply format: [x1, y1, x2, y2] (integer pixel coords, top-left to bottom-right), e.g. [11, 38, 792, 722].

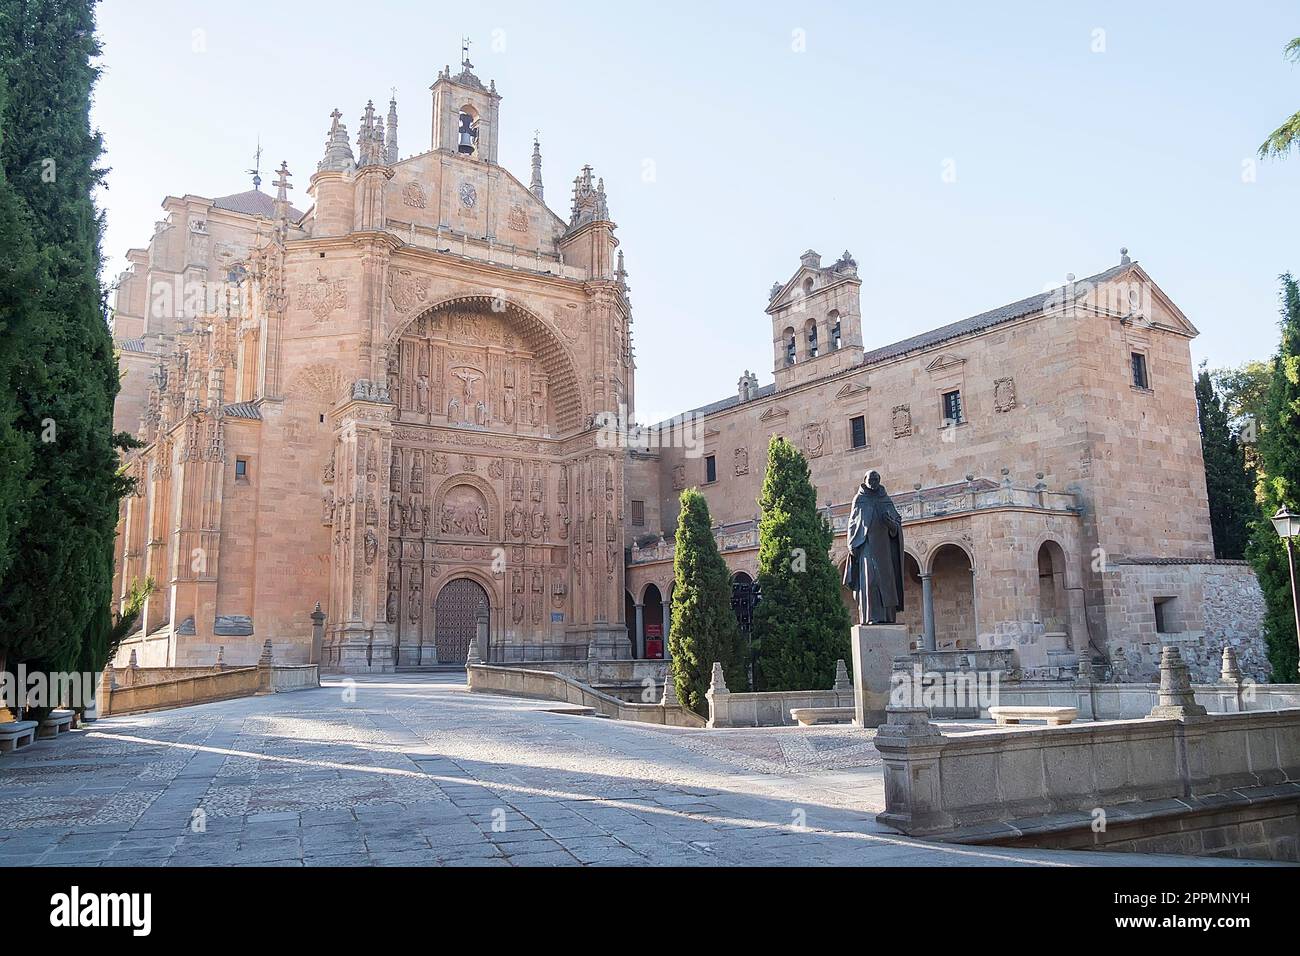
[0, 675, 1279, 867]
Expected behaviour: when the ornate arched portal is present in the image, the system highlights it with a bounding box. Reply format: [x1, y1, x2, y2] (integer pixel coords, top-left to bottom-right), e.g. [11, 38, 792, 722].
[367, 293, 625, 664]
[434, 578, 490, 664]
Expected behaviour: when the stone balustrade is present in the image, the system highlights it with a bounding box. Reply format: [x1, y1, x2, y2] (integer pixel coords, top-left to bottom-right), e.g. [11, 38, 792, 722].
[387, 219, 587, 281]
[629, 480, 1079, 566]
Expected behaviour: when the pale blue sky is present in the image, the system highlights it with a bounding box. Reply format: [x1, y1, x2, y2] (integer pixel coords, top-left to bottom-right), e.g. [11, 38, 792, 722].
[94, 1, 1299, 418]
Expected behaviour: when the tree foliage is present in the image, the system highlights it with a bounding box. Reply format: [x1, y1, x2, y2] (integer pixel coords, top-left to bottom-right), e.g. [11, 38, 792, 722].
[0, 1, 128, 673]
[1196, 366, 1255, 559]
[1246, 275, 1300, 680]
[1259, 37, 1300, 159]
[668, 488, 745, 716]
[752, 436, 851, 691]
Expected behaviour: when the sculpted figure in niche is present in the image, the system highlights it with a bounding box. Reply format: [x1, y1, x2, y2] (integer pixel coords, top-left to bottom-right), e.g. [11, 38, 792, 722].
[408, 574, 422, 624]
[843, 469, 905, 625]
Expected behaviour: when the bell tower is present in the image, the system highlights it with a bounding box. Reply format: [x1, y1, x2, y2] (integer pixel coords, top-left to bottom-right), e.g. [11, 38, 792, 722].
[766, 249, 864, 391]
[430, 39, 501, 164]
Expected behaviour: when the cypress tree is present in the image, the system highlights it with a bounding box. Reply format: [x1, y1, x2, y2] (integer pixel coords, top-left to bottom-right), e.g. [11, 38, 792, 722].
[0, 67, 38, 606]
[0, 0, 128, 678]
[751, 436, 850, 690]
[668, 488, 745, 716]
[1247, 275, 1300, 680]
[1195, 367, 1255, 559]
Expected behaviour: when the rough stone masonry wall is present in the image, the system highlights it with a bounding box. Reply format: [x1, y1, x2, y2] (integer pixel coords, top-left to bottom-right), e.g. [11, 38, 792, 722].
[1105, 561, 1268, 683]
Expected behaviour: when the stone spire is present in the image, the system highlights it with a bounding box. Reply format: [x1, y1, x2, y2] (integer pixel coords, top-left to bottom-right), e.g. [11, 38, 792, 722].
[385, 94, 399, 165]
[272, 160, 292, 222]
[568, 165, 611, 229]
[317, 109, 355, 173]
[530, 133, 544, 201]
[357, 100, 382, 166]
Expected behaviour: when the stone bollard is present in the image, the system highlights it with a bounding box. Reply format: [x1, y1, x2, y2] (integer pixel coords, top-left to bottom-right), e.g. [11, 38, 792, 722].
[1147, 645, 1207, 718]
[310, 603, 326, 666]
[257, 639, 274, 694]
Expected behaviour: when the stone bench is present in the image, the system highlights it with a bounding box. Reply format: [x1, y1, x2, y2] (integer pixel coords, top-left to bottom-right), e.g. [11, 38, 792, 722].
[988, 705, 1078, 726]
[37, 709, 75, 739]
[790, 706, 855, 726]
[0, 720, 38, 753]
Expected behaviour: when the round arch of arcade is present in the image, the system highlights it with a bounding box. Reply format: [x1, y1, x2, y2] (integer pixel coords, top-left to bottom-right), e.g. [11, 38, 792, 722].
[386, 293, 589, 433]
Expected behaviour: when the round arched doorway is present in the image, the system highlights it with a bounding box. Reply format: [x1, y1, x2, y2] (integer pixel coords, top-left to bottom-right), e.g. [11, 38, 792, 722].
[434, 578, 490, 664]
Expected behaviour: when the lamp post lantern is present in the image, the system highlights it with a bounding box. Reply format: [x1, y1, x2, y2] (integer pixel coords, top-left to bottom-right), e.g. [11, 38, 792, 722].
[1271, 506, 1300, 675]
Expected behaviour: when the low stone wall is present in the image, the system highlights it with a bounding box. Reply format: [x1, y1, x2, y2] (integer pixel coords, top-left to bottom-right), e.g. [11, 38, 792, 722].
[467, 664, 705, 728]
[874, 707, 1300, 861]
[103, 663, 319, 716]
[103, 667, 261, 716]
[992, 680, 1300, 720]
[496, 659, 668, 696]
[269, 664, 320, 692]
[709, 689, 854, 728]
[111, 666, 226, 689]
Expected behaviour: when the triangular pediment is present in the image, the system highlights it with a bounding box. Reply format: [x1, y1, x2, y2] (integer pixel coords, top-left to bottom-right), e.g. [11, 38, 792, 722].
[925, 353, 966, 373]
[702, 426, 721, 439]
[758, 405, 789, 423]
[1107, 264, 1199, 337]
[834, 379, 871, 400]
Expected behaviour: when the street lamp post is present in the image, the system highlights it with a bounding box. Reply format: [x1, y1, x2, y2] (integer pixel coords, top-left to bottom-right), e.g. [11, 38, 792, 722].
[1270, 506, 1300, 675]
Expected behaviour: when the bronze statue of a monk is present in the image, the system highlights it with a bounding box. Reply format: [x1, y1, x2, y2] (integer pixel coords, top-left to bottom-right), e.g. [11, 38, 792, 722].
[842, 469, 905, 625]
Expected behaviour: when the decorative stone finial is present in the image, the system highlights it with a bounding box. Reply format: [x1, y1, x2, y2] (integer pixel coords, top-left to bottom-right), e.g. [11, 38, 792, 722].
[128, 649, 139, 670]
[1120, 246, 1131, 265]
[833, 659, 852, 692]
[1075, 652, 1094, 684]
[660, 674, 680, 707]
[385, 94, 399, 165]
[1220, 645, 1242, 684]
[215, 646, 225, 669]
[1147, 645, 1207, 718]
[318, 108, 355, 173]
[708, 662, 729, 696]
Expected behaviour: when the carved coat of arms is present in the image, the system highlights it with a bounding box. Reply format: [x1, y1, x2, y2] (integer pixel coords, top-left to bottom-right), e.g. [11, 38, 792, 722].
[298, 270, 348, 321]
[388, 268, 431, 314]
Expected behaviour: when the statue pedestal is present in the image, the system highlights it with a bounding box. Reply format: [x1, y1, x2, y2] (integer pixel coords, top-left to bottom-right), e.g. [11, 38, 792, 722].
[850, 624, 910, 728]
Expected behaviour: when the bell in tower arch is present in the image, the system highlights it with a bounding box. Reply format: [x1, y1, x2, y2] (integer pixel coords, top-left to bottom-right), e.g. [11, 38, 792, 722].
[457, 111, 478, 155]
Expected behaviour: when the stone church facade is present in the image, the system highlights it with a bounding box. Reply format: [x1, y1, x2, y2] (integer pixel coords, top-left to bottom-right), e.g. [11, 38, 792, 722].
[109, 61, 1267, 681]
[624, 252, 1269, 684]
[111, 62, 632, 672]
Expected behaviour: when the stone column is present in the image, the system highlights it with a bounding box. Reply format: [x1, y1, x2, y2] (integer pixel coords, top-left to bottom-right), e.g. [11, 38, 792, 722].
[310, 603, 325, 665]
[634, 603, 645, 659]
[919, 572, 936, 652]
[661, 598, 672, 661]
[472, 608, 490, 665]
[873, 704, 948, 835]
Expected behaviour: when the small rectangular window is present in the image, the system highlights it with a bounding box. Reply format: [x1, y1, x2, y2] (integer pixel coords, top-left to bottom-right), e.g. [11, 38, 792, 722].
[235, 458, 249, 479]
[942, 390, 964, 425]
[1154, 596, 1176, 634]
[705, 455, 717, 483]
[1132, 351, 1149, 389]
[850, 415, 867, 449]
[631, 500, 645, 527]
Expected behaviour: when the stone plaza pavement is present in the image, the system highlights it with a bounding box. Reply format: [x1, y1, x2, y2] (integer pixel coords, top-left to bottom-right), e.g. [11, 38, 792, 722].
[0, 675, 1284, 867]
